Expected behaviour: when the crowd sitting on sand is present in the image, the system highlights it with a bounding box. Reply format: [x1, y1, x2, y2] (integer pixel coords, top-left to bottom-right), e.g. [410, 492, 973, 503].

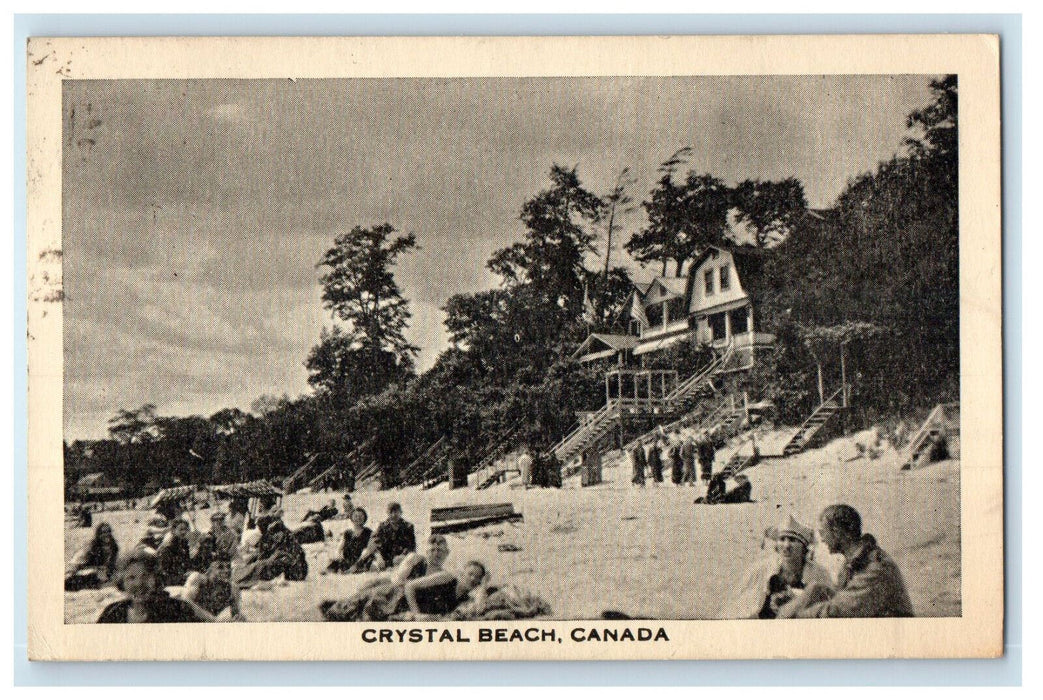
[627, 428, 753, 504]
[67, 480, 913, 622]
[67, 492, 534, 623]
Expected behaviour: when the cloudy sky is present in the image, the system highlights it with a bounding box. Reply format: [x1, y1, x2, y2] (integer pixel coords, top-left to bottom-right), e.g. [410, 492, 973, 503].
[63, 75, 938, 440]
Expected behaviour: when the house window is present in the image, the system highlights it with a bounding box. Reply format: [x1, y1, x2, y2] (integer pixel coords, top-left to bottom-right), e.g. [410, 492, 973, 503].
[729, 307, 749, 334]
[719, 264, 731, 291]
[708, 312, 727, 341]
[704, 270, 714, 295]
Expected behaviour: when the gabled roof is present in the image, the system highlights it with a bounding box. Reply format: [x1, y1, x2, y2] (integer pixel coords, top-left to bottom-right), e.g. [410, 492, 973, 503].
[571, 333, 640, 360]
[631, 279, 654, 295]
[642, 276, 687, 305]
[75, 472, 106, 487]
[685, 243, 771, 306]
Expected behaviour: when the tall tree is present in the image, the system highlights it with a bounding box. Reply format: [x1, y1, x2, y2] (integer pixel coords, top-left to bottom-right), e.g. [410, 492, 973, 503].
[600, 168, 636, 280]
[905, 75, 957, 164]
[731, 177, 808, 248]
[308, 224, 419, 402]
[488, 164, 603, 311]
[627, 165, 730, 275]
[107, 404, 159, 445]
[597, 168, 637, 317]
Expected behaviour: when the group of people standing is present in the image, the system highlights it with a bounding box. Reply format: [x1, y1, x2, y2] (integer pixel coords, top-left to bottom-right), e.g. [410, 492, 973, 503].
[629, 429, 718, 487]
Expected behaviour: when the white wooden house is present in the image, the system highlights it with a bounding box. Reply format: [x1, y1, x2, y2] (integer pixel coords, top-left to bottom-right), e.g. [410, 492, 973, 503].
[574, 244, 775, 368]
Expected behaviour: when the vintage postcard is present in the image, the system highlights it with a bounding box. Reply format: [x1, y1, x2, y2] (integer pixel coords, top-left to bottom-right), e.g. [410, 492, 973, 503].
[26, 35, 1002, 660]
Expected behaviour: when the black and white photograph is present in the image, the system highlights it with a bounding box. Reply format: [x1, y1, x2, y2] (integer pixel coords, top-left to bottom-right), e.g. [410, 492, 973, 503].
[26, 35, 1002, 660]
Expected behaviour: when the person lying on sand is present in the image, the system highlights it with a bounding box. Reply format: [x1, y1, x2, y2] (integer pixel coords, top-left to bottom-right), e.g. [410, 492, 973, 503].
[181, 558, 242, 621]
[695, 474, 752, 504]
[718, 514, 833, 619]
[97, 550, 206, 623]
[320, 535, 456, 621]
[65, 522, 119, 591]
[400, 560, 490, 621]
[302, 499, 339, 523]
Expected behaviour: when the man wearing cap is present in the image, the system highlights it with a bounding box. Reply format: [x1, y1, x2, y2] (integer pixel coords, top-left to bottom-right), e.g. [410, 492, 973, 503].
[778, 504, 914, 618]
[193, 511, 238, 571]
[719, 514, 833, 619]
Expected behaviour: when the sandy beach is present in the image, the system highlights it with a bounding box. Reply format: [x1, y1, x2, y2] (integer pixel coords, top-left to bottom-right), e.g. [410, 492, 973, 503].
[64, 428, 960, 623]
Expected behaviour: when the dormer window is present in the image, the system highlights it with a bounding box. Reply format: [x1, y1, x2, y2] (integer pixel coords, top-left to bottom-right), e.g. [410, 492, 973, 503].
[704, 269, 715, 295]
[719, 264, 731, 291]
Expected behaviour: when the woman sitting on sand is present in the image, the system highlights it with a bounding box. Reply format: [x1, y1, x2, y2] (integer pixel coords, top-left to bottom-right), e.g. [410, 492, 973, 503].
[97, 550, 206, 623]
[718, 514, 834, 619]
[156, 518, 194, 587]
[65, 522, 120, 591]
[326, 507, 373, 574]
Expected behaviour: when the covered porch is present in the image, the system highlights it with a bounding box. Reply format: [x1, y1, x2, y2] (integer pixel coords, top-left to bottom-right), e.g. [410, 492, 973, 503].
[572, 333, 639, 365]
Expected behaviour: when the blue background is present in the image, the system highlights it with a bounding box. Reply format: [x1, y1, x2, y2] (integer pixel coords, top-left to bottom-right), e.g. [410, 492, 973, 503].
[12, 13, 1022, 686]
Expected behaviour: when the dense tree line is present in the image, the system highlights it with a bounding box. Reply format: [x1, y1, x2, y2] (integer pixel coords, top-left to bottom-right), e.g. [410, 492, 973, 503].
[68, 76, 958, 496]
[751, 76, 958, 423]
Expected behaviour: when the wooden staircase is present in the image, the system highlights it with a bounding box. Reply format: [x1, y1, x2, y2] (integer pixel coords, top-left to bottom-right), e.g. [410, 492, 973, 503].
[475, 468, 517, 490]
[663, 343, 733, 407]
[354, 460, 381, 487]
[305, 440, 374, 491]
[471, 427, 520, 474]
[719, 449, 759, 479]
[421, 461, 451, 489]
[901, 402, 960, 470]
[551, 399, 622, 466]
[284, 440, 375, 494]
[468, 428, 523, 490]
[400, 436, 450, 487]
[282, 453, 323, 495]
[781, 387, 845, 457]
[552, 345, 739, 467]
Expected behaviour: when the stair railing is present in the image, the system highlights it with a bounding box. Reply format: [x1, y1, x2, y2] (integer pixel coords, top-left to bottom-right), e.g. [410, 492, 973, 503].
[785, 385, 845, 450]
[550, 399, 618, 460]
[666, 343, 733, 403]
